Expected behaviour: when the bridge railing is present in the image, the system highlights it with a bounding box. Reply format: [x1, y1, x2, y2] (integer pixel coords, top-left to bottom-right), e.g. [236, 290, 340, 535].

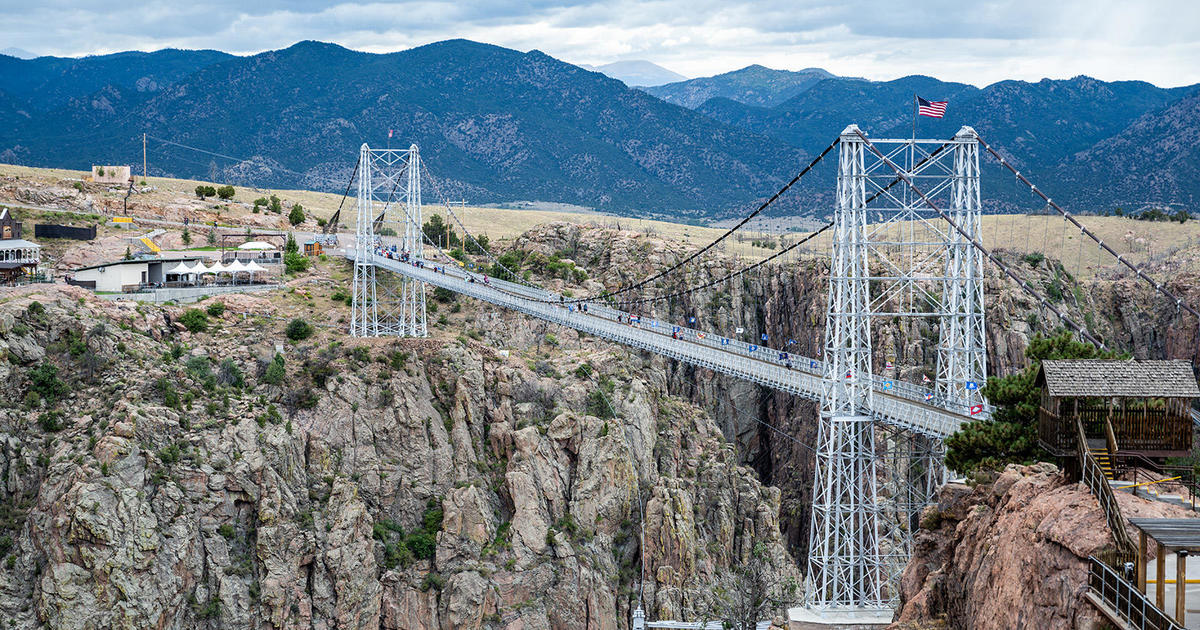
[365, 253, 974, 437]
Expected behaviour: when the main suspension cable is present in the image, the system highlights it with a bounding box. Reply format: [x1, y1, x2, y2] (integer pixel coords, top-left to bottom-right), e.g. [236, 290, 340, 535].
[551, 138, 841, 305]
[608, 223, 832, 308]
[975, 134, 1200, 323]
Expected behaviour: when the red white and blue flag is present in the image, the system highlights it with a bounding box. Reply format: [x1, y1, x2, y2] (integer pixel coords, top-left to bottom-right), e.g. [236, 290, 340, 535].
[917, 97, 947, 118]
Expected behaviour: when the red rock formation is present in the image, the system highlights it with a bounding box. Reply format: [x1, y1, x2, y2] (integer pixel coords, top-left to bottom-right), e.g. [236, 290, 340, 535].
[894, 463, 1196, 630]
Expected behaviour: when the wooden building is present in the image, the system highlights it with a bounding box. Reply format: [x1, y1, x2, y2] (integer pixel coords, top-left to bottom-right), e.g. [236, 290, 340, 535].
[1037, 360, 1198, 463]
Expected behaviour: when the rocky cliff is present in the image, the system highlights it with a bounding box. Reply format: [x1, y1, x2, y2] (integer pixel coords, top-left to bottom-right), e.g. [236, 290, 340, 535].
[893, 464, 1195, 630]
[0, 283, 798, 629]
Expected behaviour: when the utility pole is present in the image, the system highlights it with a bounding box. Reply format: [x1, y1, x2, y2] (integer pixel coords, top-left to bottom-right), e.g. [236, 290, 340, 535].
[142, 133, 147, 182]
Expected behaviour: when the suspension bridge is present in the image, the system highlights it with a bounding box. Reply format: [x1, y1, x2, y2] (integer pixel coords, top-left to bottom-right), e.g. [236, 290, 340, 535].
[336, 125, 1199, 627]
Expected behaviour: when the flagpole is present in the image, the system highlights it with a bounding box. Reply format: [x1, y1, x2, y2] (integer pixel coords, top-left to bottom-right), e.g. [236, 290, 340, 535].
[911, 93, 918, 174]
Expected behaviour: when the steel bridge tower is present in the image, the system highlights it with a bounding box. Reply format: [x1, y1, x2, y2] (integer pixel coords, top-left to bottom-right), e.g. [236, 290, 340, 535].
[801, 125, 986, 625]
[350, 143, 428, 338]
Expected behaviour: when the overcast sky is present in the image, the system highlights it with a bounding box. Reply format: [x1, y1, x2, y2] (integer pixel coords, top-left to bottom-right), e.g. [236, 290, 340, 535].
[4, 0, 1199, 87]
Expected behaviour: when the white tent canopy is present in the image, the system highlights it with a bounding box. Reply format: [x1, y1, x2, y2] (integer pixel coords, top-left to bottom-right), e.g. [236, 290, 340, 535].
[225, 259, 247, 272]
[243, 261, 267, 273]
[166, 261, 193, 274]
[238, 241, 274, 250]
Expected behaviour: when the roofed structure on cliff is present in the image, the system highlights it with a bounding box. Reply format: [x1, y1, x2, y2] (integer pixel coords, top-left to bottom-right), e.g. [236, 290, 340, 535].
[1037, 359, 1199, 460]
[0, 208, 41, 284]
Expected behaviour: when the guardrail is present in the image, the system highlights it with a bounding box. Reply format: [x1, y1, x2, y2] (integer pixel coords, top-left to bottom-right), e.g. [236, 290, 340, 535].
[1088, 556, 1182, 630]
[360, 253, 977, 438]
[1078, 418, 1136, 564]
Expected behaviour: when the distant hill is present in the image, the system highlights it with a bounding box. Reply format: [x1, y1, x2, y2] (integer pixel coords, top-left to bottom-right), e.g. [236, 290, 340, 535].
[1054, 91, 1200, 210]
[581, 60, 686, 87]
[0, 40, 803, 219]
[4, 40, 1200, 218]
[643, 65, 842, 109]
[695, 73, 1200, 211]
[0, 48, 35, 60]
[0, 49, 232, 111]
[700, 75, 979, 152]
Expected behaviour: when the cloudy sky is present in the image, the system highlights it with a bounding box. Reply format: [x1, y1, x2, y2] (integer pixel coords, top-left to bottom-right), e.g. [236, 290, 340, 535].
[4, 0, 1199, 87]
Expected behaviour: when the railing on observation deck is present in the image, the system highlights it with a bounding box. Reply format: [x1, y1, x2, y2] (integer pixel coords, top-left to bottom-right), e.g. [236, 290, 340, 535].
[1088, 556, 1182, 630]
[1042, 407, 1192, 454]
[357, 252, 985, 437]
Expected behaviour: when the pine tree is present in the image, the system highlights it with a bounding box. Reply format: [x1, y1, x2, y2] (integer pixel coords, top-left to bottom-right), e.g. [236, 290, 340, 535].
[945, 330, 1124, 473]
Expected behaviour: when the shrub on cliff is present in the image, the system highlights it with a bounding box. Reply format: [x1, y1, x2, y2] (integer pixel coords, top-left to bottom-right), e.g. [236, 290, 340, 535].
[179, 308, 209, 333]
[285, 318, 313, 341]
[945, 330, 1123, 473]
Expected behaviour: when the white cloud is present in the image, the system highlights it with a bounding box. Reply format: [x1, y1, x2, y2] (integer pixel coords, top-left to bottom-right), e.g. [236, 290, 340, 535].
[3, 0, 1198, 87]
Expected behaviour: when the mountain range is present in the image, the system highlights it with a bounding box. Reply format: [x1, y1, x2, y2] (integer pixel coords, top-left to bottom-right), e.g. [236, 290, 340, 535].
[1, 40, 1198, 218]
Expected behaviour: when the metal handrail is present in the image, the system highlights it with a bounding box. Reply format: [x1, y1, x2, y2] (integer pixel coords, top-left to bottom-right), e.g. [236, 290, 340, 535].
[1078, 419, 1137, 561]
[1088, 556, 1182, 630]
[1112, 451, 1200, 512]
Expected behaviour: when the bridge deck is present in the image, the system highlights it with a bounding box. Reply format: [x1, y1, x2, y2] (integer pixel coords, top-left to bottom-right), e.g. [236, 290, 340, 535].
[358, 253, 975, 438]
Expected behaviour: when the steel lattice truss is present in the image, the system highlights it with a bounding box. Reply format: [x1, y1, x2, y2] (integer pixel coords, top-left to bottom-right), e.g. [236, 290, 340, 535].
[807, 125, 986, 616]
[350, 143, 428, 338]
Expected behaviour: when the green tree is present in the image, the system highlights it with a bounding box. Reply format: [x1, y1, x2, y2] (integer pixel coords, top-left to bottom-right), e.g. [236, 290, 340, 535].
[465, 234, 490, 255]
[195, 185, 207, 199]
[286, 318, 314, 341]
[269, 195, 282, 213]
[207, 229, 217, 246]
[285, 233, 298, 254]
[28, 364, 66, 405]
[123, 246, 133, 260]
[288, 204, 305, 226]
[284, 251, 310, 274]
[945, 330, 1124, 473]
[181, 227, 192, 246]
[262, 354, 286, 385]
[216, 185, 235, 200]
[422, 214, 460, 249]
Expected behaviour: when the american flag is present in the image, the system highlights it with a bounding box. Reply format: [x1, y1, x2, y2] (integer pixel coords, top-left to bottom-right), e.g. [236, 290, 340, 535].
[917, 97, 947, 118]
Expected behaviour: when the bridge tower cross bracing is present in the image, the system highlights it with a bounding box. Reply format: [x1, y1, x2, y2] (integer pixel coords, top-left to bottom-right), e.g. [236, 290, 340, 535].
[802, 124, 987, 623]
[808, 124, 887, 614]
[935, 126, 987, 414]
[350, 143, 428, 338]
